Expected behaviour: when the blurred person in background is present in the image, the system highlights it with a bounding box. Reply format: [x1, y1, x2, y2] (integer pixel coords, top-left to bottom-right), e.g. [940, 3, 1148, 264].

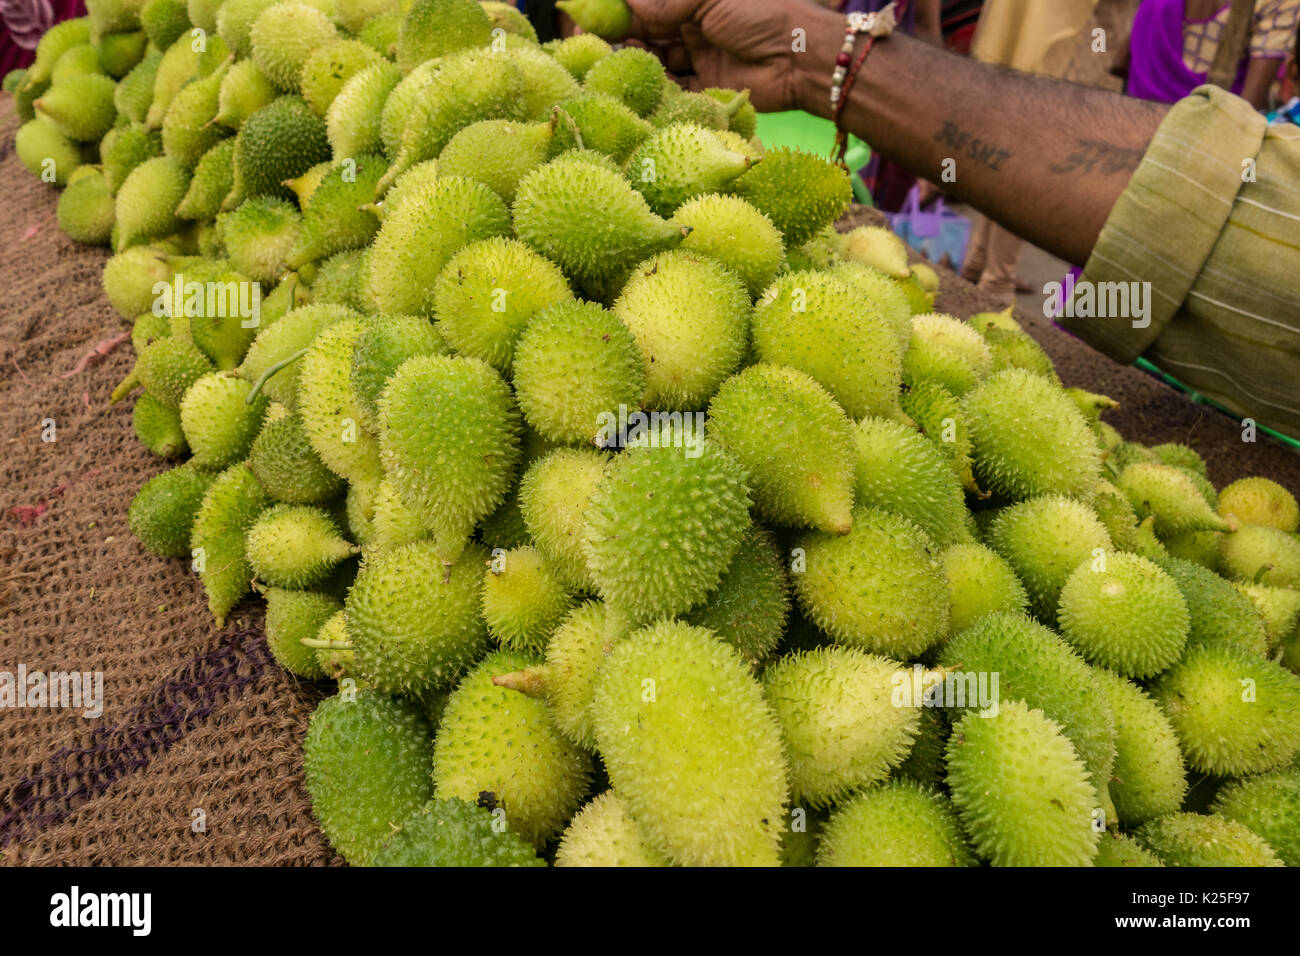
[1265, 20, 1300, 121]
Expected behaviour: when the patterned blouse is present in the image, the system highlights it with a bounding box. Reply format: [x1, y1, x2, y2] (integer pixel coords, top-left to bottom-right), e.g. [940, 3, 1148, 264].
[1181, 0, 1300, 73]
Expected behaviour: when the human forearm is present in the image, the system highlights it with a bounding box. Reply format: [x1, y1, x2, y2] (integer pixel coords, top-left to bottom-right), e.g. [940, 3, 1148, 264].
[794, 6, 1169, 265]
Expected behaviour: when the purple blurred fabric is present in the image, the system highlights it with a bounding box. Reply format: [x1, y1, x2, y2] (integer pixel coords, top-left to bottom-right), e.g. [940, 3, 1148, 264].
[1, 0, 83, 75]
[1128, 0, 1248, 102]
[840, 0, 919, 32]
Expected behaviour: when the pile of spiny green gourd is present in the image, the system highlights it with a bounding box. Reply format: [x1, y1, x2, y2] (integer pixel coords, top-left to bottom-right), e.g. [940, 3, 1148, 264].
[6, 0, 1300, 868]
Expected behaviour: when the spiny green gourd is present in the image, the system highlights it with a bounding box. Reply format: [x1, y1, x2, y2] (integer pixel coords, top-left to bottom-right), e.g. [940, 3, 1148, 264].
[34, 73, 118, 141]
[297, 318, 383, 484]
[1155, 555, 1269, 657]
[1094, 833, 1165, 867]
[839, 225, 910, 279]
[23, 18, 92, 90]
[334, 0, 397, 34]
[1219, 523, 1300, 588]
[544, 33, 613, 81]
[751, 270, 909, 423]
[249, 2, 338, 92]
[625, 122, 750, 217]
[903, 312, 994, 396]
[141, 0, 191, 50]
[591, 621, 787, 866]
[248, 412, 344, 505]
[815, 780, 974, 867]
[213, 58, 276, 129]
[963, 369, 1101, 501]
[671, 193, 784, 298]
[940, 542, 1030, 636]
[707, 363, 855, 535]
[853, 416, 973, 548]
[378, 355, 521, 563]
[366, 176, 511, 315]
[99, 32, 150, 81]
[432, 238, 572, 374]
[217, 196, 300, 284]
[245, 504, 356, 588]
[326, 60, 401, 160]
[1210, 769, 1300, 866]
[175, 138, 236, 220]
[582, 441, 751, 637]
[901, 379, 978, 492]
[611, 250, 750, 410]
[348, 314, 447, 433]
[237, 303, 357, 407]
[128, 461, 217, 557]
[114, 50, 161, 123]
[511, 299, 646, 445]
[299, 39, 382, 117]
[946, 700, 1101, 867]
[1160, 529, 1222, 569]
[396, 0, 493, 73]
[434, 649, 592, 848]
[986, 494, 1113, 623]
[1136, 813, 1282, 867]
[261, 585, 338, 678]
[1236, 582, 1300, 649]
[556, 0, 630, 41]
[1093, 667, 1187, 827]
[303, 690, 434, 866]
[115, 155, 190, 247]
[159, 59, 229, 167]
[732, 147, 853, 248]
[1217, 476, 1299, 532]
[178, 370, 268, 468]
[190, 461, 270, 626]
[547, 91, 650, 163]
[133, 391, 189, 457]
[226, 95, 330, 207]
[512, 153, 685, 300]
[982, 326, 1060, 382]
[101, 123, 162, 194]
[1117, 462, 1233, 536]
[581, 46, 664, 118]
[117, 336, 213, 407]
[829, 263, 914, 355]
[481, 546, 575, 654]
[763, 647, 919, 808]
[684, 525, 790, 664]
[555, 792, 669, 867]
[56, 168, 116, 244]
[373, 798, 545, 867]
[215, 0, 278, 57]
[795, 507, 951, 659]
[518, 448, 609, 592]
[1152, 643, 1300, 775]
[1056, 552, 1190, 679]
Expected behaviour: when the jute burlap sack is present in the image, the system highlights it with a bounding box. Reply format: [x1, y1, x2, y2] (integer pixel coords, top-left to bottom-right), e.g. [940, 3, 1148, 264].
[1, 102, 1296, 865]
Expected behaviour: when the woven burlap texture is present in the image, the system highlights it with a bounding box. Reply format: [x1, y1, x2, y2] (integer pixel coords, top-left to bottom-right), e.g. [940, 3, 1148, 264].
[1, 100, 1297, 866]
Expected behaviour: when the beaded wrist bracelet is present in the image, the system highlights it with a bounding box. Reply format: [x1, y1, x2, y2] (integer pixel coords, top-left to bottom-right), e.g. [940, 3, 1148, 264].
[831, 2, 902, 169]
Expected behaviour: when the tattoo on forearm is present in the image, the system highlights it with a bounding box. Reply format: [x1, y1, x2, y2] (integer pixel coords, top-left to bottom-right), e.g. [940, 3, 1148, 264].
[1049, 140, 1145, 177]
[934, 120, 1013, 171]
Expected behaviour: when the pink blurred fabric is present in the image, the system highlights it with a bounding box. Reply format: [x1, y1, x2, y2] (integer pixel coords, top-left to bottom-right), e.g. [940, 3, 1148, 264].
[2, 0, 85, 77]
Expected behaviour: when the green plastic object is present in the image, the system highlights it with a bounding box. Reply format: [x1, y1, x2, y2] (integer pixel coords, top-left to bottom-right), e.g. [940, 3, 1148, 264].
[755, 110, 873, 205]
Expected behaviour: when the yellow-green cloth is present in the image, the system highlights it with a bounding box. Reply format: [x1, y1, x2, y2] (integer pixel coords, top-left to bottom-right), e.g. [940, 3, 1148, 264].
[1070, 84, 1300, 439]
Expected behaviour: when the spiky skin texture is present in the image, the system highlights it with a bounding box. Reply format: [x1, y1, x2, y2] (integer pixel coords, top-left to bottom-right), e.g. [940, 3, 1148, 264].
[816, 780, 974, 867]
[134, 338, 214, 408]
[513, 154, 684, 298]
[982, 326, 1060, 382]
[611, 250, 750, 410]
[894, 706, 949, 788]
[751, 271, 909, 422]
[937, 612, 1117, 809]
[373, 798, 545, 867]
[830, 263, 918, 357]
[132, 391, 188, 458]
[903, 313, 994, 396]
[1217, 477, 1299, 532]
[56, 169, 115, 245]
[14, 117, 83, 185]
[555, 791, 669, 867]
[582, 442, 751, 634]
[214, 59, 276, 130]
[434, 650, 592, 848]
[1211, 770, 1300, 866]
[396, 0, 493, 73]
[378, 355, 522, 563]
[238, 303, 357, 408]
[345, 541, 489, 693]
[370, 161, 438, 225]
[1091, 480, 1141, 552]
[684, 525, 790, 664]
[367, 176, 511, 316]
[1160, 529, 1222, 569]
[326, 61, 400, 161]
[727, 146, 851, 247]
[763, 647, 919, 808]
[377, 59, 439, 157]
[795, 508, 950, 660]
[191, 462, 270, 626]
[262, 586, 337, 679]
[1056, 553, 1190, 679]
[1153, 556, 1269, 657]
[215, 0, 278, 57]
[245, 504, 354, 588]
[115, 155, 189, 248]
[853, 416, 972, 548]
[901, 380, 977, 492]
[24, 18, 92, 88]
[304, 691, 434, 866]
[1136, 813, 1283, 867]
[946, 700, 1100, 867]
[435, 121, 550, 207]
[249, 2, 339, 92]
[228, 96, 330, 207]
[298, 319, 383, 485]
[518, 448, 608, 592]
[103, 123, 163, 194]
[299, 39, 382, 118]
[525, 600, 613, 750]
[1117, 462, 1232, 536]
[581, 46, 664, 117]
[1237, 582, 1300, 649]
[481, 546, 575, 654]
[249, 413, 344, 505]
[1153, 644, 1300, 776]
[1095, 833, 1165, 867]
[1093, 668, 1187, 827]
[986, 495, 1113, 623]
[159, 65, 227, 169]
[1219, 523, 1300, 588]
[283, 156, 383, 270]
[348, 315, 447, 435]
[670, 194, 783, 298]
[544, 33, 613, 81]
[838, 225, 908, 278]
[178, 371, 268, 469]
[963, 369, 1101, 502]
[707, 364, 854, 534]
[433, 238, 573, 374]
[217, 196, 300, 285]
[141, 0, 189, 48]
[129, 462, 216, 557]
[591, 621, 786, 865]
[547, 92, 649, 165]
[175, 138, 236, 220]
[939, 543, 1029, 636]
[625, 122, 749, 216]
[34, 72, 117, 141]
